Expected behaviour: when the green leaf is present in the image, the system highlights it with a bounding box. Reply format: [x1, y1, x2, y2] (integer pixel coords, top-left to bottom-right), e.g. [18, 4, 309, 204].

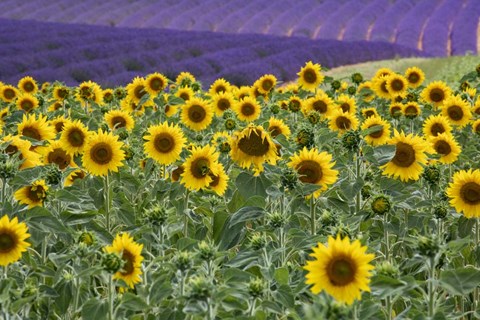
[370, 275, 410, 299]
[274, 267, 289, 286]
[235, 172, 272, 199]
[218, 206, 265, 250]
[149, 278, 173, 303]
[55, 280, 73, 314]
[120, 292, 149, 311]
[274, 284, 294, 308]
[439, 266, 480, 295]
[82, 298, 108, 320]
[361, 124, 383, 136]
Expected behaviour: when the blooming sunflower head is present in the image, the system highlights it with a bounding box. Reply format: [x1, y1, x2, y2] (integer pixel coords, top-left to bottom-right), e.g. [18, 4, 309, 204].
[145, 72, 168, 96]
[104, 109, 135, 132]
[303, 92, 333, 118]
[126, 77, 148, 104]
[209, 78, 232, 97]
[60, 119, 90, 155]
[386, 74, 408, 98]
[429, 133, 461, 164]
[180, 97, 214, 131]
[254, 74, 277, 95]
[446, 169, 480, 218]
[0, 215, 31, 266]
[212, 91, 235, 116]
[0, 85, 19, 103]
[143, 122, 186, 165]
[423, 114, 452, 138]
[403, 101, 421, 119]
[17, 113, 56, 142]
[420, 81, 452, 108]
[336, 94, 357, 114]
[14, 179, 49, 208]
[440, 95, 471, 127]
[81, 130, 125, 176]
[297, 61, 324, 91]
[268, 117, 291, 138]
[328, 109, 359, 135]
[18, 76, 38, 94]
[361, 116, 391, 146]
[181, 144, 221, 191]
[2, 135, 42, 170]
[404, 66, 425, 88]
[16, 93, 39, 113]
[232, 96, 262, 122]
[36, 140, 75, 170]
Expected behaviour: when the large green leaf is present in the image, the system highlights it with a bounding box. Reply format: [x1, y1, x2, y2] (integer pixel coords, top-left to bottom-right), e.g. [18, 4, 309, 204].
[439, 267, 480, 295]
[82, 298, 108, 320]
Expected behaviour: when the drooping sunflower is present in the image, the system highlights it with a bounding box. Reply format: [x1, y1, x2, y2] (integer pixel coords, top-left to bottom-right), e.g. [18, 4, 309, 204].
[82, 130, 125, 176]
[429, 133, 461, 164]
[16, 93, 39, 113]
[232, 96, 261, 122]
[36, 140, 75, 170]
[0, 215, 31, 266]
[53, 85, 69, 101]
[446, 169, 480, 218]
[420, 81, 452, 108]
[2, 135, 42, 170]
[336, 94, 357, 114]
[254, 74, 277, 95]
[212, 91, 235, 116]
[181, 97, 214, 131]
[403, 101, 421, 119]
[328, 109, 359, 135]
[104, 110, 135, 132]
[143, 122, 186, 165]
[404, 66, 425, 88]
[380, 130, 430, 182]
[288, 96, 303, 113]
[120, 97, 147, 115]
[17, 113, 56, 142]
[60, 120, 90, 155]
[361, 116, 391, 146]
[18, 76, 38, 94]
[209, 78, 232, 97]
[372, 75, 391, 100]
[175, 86, 195, 102]
[357, 81, 375, 102]
[0, 85, 19, 103]
[303, 92, 334, 118]
[297, 61, 324, 91]
[181, 144, 221, 191]
[14, 179, 48, 208]
[361, 107, 379, 119]
[304, 235, 375, 305]
[105, 233, 144, 288]
[207, 162, 229, 196]
[64, 169, 87, 187]
[145, 72, 168, 97]
[126, 77, 148, 105]
[230, 125, 278, 173]
[268, 117, 291, 138]
[288, 147, 339, 198]
[423, 114, 452, 138]
[440, 95, 471, 127]
[385, 73, 408, 98]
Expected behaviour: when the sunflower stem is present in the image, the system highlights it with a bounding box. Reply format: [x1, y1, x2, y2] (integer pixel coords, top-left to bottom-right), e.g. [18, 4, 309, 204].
[183, 190, 190, 238]
[310, 196, 316, 235]
[386, 296, 393, 320]
[474, 219, 480, 312]
[108, 276, 114, 320]
[427, 256, 436, 318]
[104, 174, 111, 233]
[383, 212, 390, 262]
[355, 149, 361, 215]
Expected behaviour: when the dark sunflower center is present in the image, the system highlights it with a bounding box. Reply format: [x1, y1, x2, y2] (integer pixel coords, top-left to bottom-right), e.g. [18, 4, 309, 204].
[327, 257, 356, 286]
[434, 140, 451, 155]
[68, 129, 85, 147]
[153, 133, 174, 153]
[335, 116, 351, 130]
[340, 103, 350, 113]
[303, 69, 317, 84]
[408, 72, 420, 84]
[430, 88, 444, 102]
[364, 110, 376, 118]
[0, 233, 15, 253]
[23, 82, 34, 92]
[57, 88, 68, 99]
[4, 88, 15, 99]
[447, 105, 463, 121]
[297, 160, 323, 184]
[312, 100, 327, 113]
[22, 126, 41, 141]
[368, 125, 384, 138]
[172, 165, 185, 182]
[5, 145, 19, 156]
[475, 123, 480, 133]
[209, 173, 220, 187]
[48, 148, 71, 170]
[104, 93, 113, 103]
[404, 105, 418, 116]
[121, 251, 135, 275]
[134, 85, 146, 100]
[289, 100, 301, 112]
[111, 116, 127, 128]
[392, 142, 415, 167]
[52, 102, 62, 110]
[269, 125, 282, 138]
[21, 100, 34, 112]
[241, 103, 255, 116]
[179, 92, 190, 101]
[188, 104, 206, 122]
[430, 123, 445, 136]
[217, 98, 230, 111]
[380, 81, 388, 93]
[191, 158, 210, 178]
[391, 79, 404, 91]
[90, 142, 113, 165]
[460, 182, 480, 205]
[54, 122, 65, 133]
[28, 185, 46, 202]
[150, 78, 164, 91]
[390, 106, 402, 116]
[215, 85, 226, 94]
[261, 79, 273, 91]
[80, 87, 92, 99]
[71, 171, 86, 182]
[238, 129, 270, 157]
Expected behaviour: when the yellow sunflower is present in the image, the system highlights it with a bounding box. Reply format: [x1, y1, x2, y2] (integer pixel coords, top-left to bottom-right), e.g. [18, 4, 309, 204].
[104, 110, 135, 131]
[423, 114, 452, 138]
[304, 235, 375, 305]
[76, 81, 103, 106]
[145, 72, 168, 96]
[297, 61, 324, 91]
[181, 97, 214, 131]
[17, 113, 56, 142]
[357, 81, 375, 102]
[143, 122, 186, 165]
[207, 162, 229, 196]
[288, 147, 339, 198]
[53, 85, 69, 101]
[209, 78, 232, 97]
[181, 144, 221, 191]
[234, 86, 252, 100]
[230, 125, 278, 174]
[254, 74, 277, 95]
[64, 169, 87, 187]
[175, 86, 195, 102]
[386, 74, 408, 98]
[126, 77, 148, 105]
[303, 92, 334, 118]
[440, 95, 471, 127]
[373, 67, 394, 79]
[102, 89, 114, 105]
[16, 93, 39, 113]
[82, 130, 125, 176]
[268, 117, 291, 138]
[420, 81, 452, 108]
[361, 116, 391, 146]
[403, 102, 421, 119]
[0, 107, 9, 122]
[59, 119, 90, 155]
[232, 96, 261, 122]
[380, 130, 430, 182]
[336, 94, 357, 114]
[328, 109, 359, 135]
[404, 66, 425, 88]
[47, 101, 63, 112]
[0, 215, 31, 266]
[1, 85, 19, 103]
[429, 133, 461, 164]
[105, 233, 144, 288]
[36, 140, 75, 170]
[372, 76, 391, 100]
[361, 107, 379, 119]
[446, 169, 480, 218]
[212, 91, 235, 116]
[389, 103, 403, 119]
[2, 135, 42, 170]
[18, 76, 38, 94]
[472, 119, 480, 134]
[14, 179, 48, 208]
[175, 72, 196, 87]
[50, 116, 70, 134]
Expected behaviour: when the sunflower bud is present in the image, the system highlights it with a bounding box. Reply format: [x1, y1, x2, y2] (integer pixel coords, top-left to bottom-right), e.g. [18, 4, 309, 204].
[75, 242, 90, 258]
[422, 165, 440, 186]
[114, 88, 126, 100]
[295, 126, 315, 149]
[118, 130, 129, 141]
[100, 106, 109, 114]
[320, 210, 337, 227]
[248, 277, 266, 299]
[270, 104, 280, 114]
[197, 241, 216, 261]
[376, 261, 400, 278]
[460, 81, 471, 91]
[306, 111, 321, 125]
[433, 203, 448, 220]
[218, 141, 231, 153]
[267, 211, 287, 229]
[44, 165, 62, 186]
[224, 118, 236, 131]
[0, 155, 17, 180]
[331, 80, 341, 91]
[249, 232, 267, 250]
[341, 130, 361, 152]
[191, 82, 202, 92]
[144, 205, 168, 226]
[280, 167, 298, 190]
[351, 73, 363, 84]
[187, 275, 213, 300]
[476, 64, 480, 76]
[416, 235, 440, 258]
[406, 93, 417, 102]
[174, 251, 194, 272]
[78, 231, 95, 246]
[102, 252, 124, 274]
[347, 86, 357, 95]
[361, 184, 372, 199]
[330, 224, 352, 239]
[371, 195, 391, 215]
[21, 284, 38, 298]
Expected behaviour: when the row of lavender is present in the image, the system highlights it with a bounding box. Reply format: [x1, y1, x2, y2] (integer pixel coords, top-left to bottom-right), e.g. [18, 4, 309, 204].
[0, 0, 478, 56]
[0, 18, 426, 87]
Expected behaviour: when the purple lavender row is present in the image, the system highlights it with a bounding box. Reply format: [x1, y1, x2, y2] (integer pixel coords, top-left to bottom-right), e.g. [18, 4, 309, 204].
[290, 0, 341, 38]
[450, 0, 480, 55]
[369, 0, 417, 43]
[342, 0, 390, 41]
[268, 0, 318, 36]
[237, 1, 294, 34]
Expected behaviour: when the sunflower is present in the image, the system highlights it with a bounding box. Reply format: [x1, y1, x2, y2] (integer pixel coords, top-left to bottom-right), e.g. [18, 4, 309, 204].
[47, 101, 63, 112]
[0, 215, 30, 266]
[50, 116, 70, 134]
[472, 97, 480, 116]
[254, 74, 277, 94]
[230, 125, 278, 173]
[304, 235, 375, 305]
[288, 96, 303, 113]
[440, 95, 471, 127]
[143, 122, 186, 165]
[17, 113, 56, 142]
[429, 133, 461, 164]
[53, 85, 69, 101]
[373, 67, 394, 79]
[36, 140, 75, 170]
[361, 116, 391, 146]
[102, 89, 114, 105]
[403, 102, 421, 119]
[404, 66, 425, 88]
[336, 94, 357, 114]
[357, 81, 375, 102]
[175, 72, 196, 87]
[380, 130, 430, 182]
[181, 144, 221, 191]
[82, 130, 125, 176]
[420, 81, 452, 108]
[446, 169, 480, 218]
[372, 76, 391, 99]
[472, 119, 480, 134]
[104, 110, 135, 131]
[76, 81, 103, 106]
[179, 97, 213, 131]
[303, 92, 334, 118]
[64, 169, 87, 187]
[234, 86, 252, 100]
[1, 85, 19, 103]
[389, 103, 403, 119]
[209, 78, 232, 97]
[14, 179, 48, 208]
[60, 120, 90, 155]
[120, 97, 146, 115]
[267, 117, 291, 138]
[423, 114, 452, 138]
[361, 107, 379, 119]
[0, 107, 9, 122]
[297, 61, 324, 91]
[212, 91, 235, 116]
[175, 86, 195, 102]
[126, 77, 148, 105]
[2, 135, 42, 170]
[105, 233, 144, 288]
[233, 96, 261, 122]
[207, 162, 229, 196]
[386, 74, 408, 98]
[17, 76, 38, 94]
[328, 109, 359, 135]
[288, 147, 339, 198]
[145, 72, 168, 96]
[16, 93, 39, 113]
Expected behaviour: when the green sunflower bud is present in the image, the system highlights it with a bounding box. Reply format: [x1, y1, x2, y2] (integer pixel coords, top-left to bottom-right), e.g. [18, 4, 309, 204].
[102, 252, 124, 274]
[280, 167, 298, 190]
[197, 241, 216, 261]
[341, 130, 361, 152]
[351, 73, 363, 84]
[267, 211, 287, 229]
[306, 111, 321, 125]
[376, 261, 400, 278]
[174, 251, 194, 272]
[270, 104, 280, 114]
[476, 64, 480, 77]
[416, 234, 440, 258]
[422, 165, 440, 186]
[295, 126, 315, 149]
[347, 86, 357, 95]
[249, 232, 267, 251]
[0, 155, 18, 180]
[371, 195, 391, 215]
[187, 275, 213, 300]
[78, 231, 95, 246]
[248, 277, 266, 299]
[224, 118, 236, 131]
[331, 80, 341, 91]
[433, 203, 448, 220]
[320, 210, 337, 227]
[44, 165, 62, 186]
[361, 184, 372, 199]
[144, 205, 169, 226]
